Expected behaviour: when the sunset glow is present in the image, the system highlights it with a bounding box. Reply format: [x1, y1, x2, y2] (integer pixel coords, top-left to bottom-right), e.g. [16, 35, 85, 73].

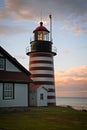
[55, 66, 87, 97]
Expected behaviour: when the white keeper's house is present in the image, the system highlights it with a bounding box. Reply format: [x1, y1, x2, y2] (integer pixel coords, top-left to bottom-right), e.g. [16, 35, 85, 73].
[0, 46, 32, 108]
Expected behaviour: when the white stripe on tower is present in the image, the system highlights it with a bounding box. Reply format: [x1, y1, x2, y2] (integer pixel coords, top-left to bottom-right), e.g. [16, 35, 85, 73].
[29, 52, 56, 105]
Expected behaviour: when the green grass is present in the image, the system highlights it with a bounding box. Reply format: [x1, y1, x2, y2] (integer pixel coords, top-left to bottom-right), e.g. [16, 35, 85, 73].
[0, 106, 87, 130]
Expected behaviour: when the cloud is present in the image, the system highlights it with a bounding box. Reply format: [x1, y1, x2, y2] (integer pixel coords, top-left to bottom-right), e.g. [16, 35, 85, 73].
[60, 13, 87, 35]
[0, 0, 87, 35]
[4, 0, 87, 21]
[55, 66, 87, 97]
[56, 66, 87, 78]
[0, 24, 29, 35]
[73, 24, 84, 35]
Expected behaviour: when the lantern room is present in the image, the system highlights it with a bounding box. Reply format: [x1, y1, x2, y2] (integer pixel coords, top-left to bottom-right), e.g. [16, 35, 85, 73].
[33, 22, 49, 41]
[26, 21, 57, 56]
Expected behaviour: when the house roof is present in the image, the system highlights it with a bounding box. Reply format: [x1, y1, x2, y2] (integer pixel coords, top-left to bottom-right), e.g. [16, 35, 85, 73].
[0, 46, 30, 75]
[0, 46, 33, 83]
[0, 71, 32, 83]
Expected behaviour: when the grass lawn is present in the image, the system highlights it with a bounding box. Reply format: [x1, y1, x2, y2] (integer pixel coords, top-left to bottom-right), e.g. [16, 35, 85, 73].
[0, 106, 87, 130]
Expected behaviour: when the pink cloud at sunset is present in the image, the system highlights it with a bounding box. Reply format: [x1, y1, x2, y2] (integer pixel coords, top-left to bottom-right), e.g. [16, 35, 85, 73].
[0, 0, 87, 36]
[55, 66, 87, 97]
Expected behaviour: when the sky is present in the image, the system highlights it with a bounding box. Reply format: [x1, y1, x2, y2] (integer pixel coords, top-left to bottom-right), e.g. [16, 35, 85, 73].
[0, 0, 87, 97]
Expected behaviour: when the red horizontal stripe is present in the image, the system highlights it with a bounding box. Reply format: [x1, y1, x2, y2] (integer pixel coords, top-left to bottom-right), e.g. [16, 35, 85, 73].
[30, 53, 52, 57]
[30, 67, 53, 71]
[34, 81, 55, 85]
[31, 74, 54, 78]
[48, 89, 55, 92]
[30, 60, 53, 64]
[47, 96, 55, 99]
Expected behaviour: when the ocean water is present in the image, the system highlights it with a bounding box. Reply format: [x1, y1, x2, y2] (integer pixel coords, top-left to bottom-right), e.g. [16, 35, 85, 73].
[56, 97, 87, 110]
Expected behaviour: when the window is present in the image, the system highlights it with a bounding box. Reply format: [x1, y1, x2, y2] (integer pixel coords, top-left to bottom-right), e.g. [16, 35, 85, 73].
[40, 93, 44, 100]
[3, 83, 14, 100]
[0, 57, 5, 70]
[38, 32, 43, 40]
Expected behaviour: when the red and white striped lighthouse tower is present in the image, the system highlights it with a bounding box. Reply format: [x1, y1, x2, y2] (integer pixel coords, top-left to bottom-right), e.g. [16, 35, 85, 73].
[26, 19, 57, 106]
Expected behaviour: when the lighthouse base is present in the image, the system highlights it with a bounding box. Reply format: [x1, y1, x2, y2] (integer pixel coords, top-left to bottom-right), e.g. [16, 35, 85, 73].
[30, 83, 56, 107]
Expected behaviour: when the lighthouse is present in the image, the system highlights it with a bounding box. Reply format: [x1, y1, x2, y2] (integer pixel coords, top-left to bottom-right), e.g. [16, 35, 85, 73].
[26, 20, 57, 106]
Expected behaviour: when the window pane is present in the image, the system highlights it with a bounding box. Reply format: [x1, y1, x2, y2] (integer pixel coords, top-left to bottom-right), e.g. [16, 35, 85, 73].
[40, 93, 44, 100]
[3, 83, 14, 100]
[4, 91, 8, 97]
[0, 58, 5, 70]
[8, 91, 13, 97]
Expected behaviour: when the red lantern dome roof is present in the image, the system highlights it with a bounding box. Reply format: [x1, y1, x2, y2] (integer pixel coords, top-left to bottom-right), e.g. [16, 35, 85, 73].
[33, 22, 49, 33]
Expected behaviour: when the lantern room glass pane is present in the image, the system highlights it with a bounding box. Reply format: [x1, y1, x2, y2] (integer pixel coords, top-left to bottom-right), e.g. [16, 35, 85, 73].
[37, 31, 49, 41]
[38, 33, 43, 40]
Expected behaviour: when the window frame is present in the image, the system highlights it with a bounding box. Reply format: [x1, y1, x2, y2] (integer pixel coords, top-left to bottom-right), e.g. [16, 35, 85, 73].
[3, 83, 14, 100]
[40, 93, 44, 100]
